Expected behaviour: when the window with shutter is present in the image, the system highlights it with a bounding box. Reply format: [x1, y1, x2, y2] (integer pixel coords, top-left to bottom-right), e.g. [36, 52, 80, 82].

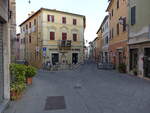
[62, 32, 67, 40]
[29, 22, 31, 28]
[29, 36, 31, 43]
[73, 19, 77, 25]
[117, 0, 119, 9]
[62, 17, 66, 24]
[47, 15, 50, 21]
[73, 34, 77, 41]
[117, 23, 119, 35]
[50, 32, 55, 40]
[131, 6, 136, 25]
[123, 17, 126, 32]
[34, 19, 36, 25]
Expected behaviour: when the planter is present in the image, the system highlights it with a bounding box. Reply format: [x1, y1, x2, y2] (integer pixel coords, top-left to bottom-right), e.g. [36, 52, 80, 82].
[26, 77, 32, 85]
[10, 91, 22, 101]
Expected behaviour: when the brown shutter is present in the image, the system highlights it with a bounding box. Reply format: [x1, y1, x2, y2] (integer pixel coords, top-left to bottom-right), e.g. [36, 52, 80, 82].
[50, 32, 55, 40]
[62, 33, 67, 40]
[73, 34, 77, 41]
[47, 15, 50, 21]
[52, 16, 54, 22]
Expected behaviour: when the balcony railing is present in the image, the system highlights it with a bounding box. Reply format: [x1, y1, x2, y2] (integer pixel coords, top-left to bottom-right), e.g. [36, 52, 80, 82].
[59, 40, 72, 50]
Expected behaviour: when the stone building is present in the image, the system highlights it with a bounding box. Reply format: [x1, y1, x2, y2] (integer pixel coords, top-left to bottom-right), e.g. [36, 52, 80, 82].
[128, 0, 150, 78]
[20, 8, 86, 69]
[0, 0, 15, 112]
[97, 15, 110, 63]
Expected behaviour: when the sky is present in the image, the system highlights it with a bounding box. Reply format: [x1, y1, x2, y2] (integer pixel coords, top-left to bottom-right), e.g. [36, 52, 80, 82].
[16, 0, 109, 44]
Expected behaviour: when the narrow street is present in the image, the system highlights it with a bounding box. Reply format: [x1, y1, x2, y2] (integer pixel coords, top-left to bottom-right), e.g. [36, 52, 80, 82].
[5, 63, 150, 113]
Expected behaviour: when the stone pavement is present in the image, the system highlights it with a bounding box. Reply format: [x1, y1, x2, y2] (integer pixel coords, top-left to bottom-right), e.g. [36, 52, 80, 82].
[4, 63, 150, 113]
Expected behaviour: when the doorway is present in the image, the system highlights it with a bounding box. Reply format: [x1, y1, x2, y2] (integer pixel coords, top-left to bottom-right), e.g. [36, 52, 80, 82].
[52, 53, 59, 65]
[144, 48, 150, 78]
[72, 53, 78, 64]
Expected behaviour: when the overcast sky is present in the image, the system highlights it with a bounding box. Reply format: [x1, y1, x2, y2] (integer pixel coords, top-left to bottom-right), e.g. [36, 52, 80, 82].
[16, 0, 109, 44]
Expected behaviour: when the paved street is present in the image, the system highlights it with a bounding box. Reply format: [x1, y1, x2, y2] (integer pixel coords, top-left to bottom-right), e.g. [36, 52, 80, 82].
[4, 63, 150, 113]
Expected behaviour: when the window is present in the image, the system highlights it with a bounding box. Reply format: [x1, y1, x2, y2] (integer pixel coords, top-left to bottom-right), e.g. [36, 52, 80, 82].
[109, 13, 111, 20]
[123, 17, 126, 32]
[62, 17, 66, 24]
[117, 23, 119, 35]
[109, 30, 111, 39]
[112, 28, 114, 38]
[34, 19, 36, 25]
[105, 36, 109, 44]
[131, 6, 136, 25]
[26, 24, 28, 30]
[62, 32, 67, 40]
[117, 0, 119, 9]
[29, 36, 31, 43]
[50, 15, 54, 22]
[50, 32, 55, 40]
[112, 9, 113, 17]
[29, 22, 31, 28]
[47, 15, 54, 22]
[73, 19, 77, 25]
[73, 34, 77, 41]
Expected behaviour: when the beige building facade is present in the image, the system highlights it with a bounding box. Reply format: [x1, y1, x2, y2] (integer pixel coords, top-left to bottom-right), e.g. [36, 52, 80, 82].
[20, 8, 86, 69]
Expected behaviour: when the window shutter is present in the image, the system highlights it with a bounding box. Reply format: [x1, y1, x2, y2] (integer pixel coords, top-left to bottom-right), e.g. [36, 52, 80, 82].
[123, 17, 126, 31]
[47, 15, 50, 21]
[73, 19, 77, 25]
[73, 34, 77, 41]
[117, 23, 119, 35]
[62, 17, 66, 24]
[50, 32, 55, 40]
[131, 6, 136, 25]
[52, 16, 54, 22]
[62, 33, 67, 40]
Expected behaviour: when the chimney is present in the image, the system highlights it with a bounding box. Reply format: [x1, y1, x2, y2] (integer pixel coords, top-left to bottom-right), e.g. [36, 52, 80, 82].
[28, 13, 31, 17]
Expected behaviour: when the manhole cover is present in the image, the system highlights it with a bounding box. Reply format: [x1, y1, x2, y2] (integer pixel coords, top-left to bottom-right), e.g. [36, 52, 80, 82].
[44, 96, 66, 110]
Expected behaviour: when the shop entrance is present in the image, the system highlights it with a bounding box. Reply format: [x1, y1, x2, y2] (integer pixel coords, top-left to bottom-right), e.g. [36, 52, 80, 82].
[52, 53, 59, 65]
[144, 48, 150, 78]
[72, 53, 78, 64]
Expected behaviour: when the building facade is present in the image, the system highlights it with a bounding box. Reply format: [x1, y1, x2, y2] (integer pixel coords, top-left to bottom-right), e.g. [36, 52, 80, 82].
[97, 15, 110, 63]
[128, 0, 150, 77]
[106, 0, 128, 69]
[20, 8, 86, 69]
[9, 0, 16, 62]
[0, 0, 14, 111]
[15, 33, 21, 60]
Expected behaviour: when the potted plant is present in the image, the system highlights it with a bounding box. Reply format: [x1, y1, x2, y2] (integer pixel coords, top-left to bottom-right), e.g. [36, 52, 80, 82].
[118, 63, 126, 73]
[10, 82, 26, 100]
[25, 66, 37, 85]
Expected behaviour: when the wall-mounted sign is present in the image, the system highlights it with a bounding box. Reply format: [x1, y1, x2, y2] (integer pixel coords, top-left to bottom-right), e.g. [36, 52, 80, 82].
[43, 47, 46, 51]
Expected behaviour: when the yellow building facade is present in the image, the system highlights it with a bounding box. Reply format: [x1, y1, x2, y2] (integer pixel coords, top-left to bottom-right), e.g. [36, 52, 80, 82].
[106, 0, 128, 69]
[20, 8, 86, 69]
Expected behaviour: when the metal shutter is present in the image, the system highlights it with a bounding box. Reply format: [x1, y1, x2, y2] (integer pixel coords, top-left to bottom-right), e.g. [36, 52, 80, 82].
[0, 23, 4, 102]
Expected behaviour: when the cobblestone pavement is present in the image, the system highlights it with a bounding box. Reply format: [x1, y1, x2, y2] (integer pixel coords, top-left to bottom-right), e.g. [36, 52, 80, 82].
[4, 62, 150, 113]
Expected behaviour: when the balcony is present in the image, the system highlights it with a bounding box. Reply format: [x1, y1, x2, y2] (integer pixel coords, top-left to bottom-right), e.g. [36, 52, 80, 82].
[59, 40, 72, 50]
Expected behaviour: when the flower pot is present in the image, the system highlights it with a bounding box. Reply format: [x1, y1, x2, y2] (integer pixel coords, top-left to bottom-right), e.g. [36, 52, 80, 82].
[10, 91, 17, 100]
[26, 77, 32, 85]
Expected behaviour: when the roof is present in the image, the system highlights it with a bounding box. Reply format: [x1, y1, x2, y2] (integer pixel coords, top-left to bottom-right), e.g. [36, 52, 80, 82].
[106, 0, 113, 12]
[96, 15, 109, 34]
[20, 8, 86, 26]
